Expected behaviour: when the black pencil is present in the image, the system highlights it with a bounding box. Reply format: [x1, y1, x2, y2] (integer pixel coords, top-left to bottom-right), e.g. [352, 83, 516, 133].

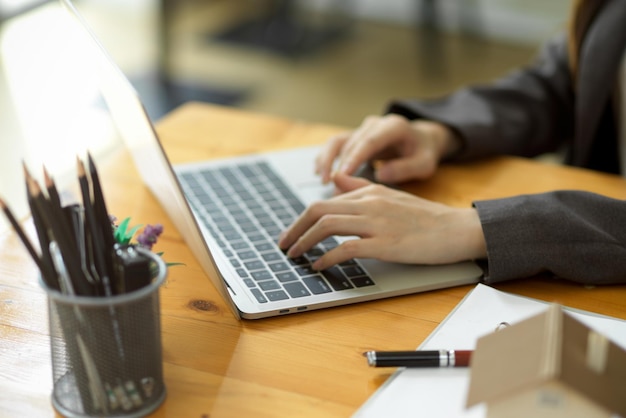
[25, 168, 93, 296]
[87, 153, 115, 247]
[86, 153, 118, 293]
[43, 166, 62, 210]
[0, 197, 56, 286]
[20, 165, 59, 290]
[78, 157, 108, 295]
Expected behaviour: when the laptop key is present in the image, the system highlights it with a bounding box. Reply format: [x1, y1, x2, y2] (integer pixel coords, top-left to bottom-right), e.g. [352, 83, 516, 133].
[276, 271, 298, 283]
[261, 252, 283, 262]
[258, 280, 281, 291]
[231, 241, 250, 250]
[322, 267, 354, 291]
[251, 270, 273, 281]
[254, 241, 275, 252]
[322, 237, 339, 247]
[268, 262, 290, 272]
[288, 256, 309, 266]
[351, 276, 375, 288]
[240, 223, 258, 233]
[250, 288, 268, 303]
[244, 260, 265, 270]
[223, 231, 243, 241]
[295, 265, 317, 276]
[305, 247, 324, 263]
[247, 233, 266, 242]
[302, 275, 332, 294]
[283, 282, 311, 298]
[237, 250, 257, 260]
[342, 265, 367, 278]
[265, 290, 289, 301]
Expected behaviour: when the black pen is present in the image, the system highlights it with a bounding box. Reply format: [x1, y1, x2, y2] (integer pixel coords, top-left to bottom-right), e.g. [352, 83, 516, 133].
[364, 349, 473, 368]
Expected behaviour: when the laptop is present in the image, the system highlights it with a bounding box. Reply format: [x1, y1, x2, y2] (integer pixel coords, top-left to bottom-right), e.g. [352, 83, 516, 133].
[61, 0, 482, 319]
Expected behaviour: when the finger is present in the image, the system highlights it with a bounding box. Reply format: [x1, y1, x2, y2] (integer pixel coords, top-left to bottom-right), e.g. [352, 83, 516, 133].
[375, 156, 430, 183]
[311, 238, 377, 270]
[278, 199, 362, 250]
[335, 116, 384, 175]
[332, 173, 372, 194]
[315, 133, 349, 184]
[337, 117, 404, 176]
[286, 214, 371, 259]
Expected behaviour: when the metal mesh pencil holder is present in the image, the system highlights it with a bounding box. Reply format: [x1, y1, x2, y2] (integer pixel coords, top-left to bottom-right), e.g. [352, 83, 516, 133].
[45, 248, 167, 418]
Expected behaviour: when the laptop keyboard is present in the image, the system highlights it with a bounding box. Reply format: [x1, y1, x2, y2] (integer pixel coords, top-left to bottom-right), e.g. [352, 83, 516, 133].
[178, 161, 375, 304]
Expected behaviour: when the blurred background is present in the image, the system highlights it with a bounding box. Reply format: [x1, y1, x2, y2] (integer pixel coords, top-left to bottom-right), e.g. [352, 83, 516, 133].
[0, 0, 569, 229]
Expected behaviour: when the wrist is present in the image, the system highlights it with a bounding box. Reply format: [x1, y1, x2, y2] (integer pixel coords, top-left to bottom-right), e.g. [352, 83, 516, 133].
[413, 121, 462, 161]
[442, 208, 487, 262]
[461, 208, 487, 260]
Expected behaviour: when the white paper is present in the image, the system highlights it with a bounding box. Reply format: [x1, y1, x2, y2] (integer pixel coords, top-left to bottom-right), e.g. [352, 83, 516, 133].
[354, 284, 626, 418]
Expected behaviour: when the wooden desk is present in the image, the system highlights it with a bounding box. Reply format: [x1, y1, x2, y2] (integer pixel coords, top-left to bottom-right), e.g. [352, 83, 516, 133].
[1, 103, 626, 417]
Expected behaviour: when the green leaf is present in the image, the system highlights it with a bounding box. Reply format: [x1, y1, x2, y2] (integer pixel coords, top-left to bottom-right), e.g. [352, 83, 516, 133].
[113, 217, 131, 244]
[154, 251, 184, 267]
[126, 225, 142, 242]
[113, 217, 143, 245]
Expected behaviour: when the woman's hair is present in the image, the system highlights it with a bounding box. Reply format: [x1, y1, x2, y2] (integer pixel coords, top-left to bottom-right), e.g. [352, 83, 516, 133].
[568, 0, 606, 77]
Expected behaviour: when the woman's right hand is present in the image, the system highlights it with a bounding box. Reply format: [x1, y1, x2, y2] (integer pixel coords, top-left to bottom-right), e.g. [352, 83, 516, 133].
[315, 113, 461, 185]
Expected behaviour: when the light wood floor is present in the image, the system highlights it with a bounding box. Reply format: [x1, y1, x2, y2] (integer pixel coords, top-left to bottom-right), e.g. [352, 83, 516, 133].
[160, 1, 539, 127]
[17, 0, 540, 126]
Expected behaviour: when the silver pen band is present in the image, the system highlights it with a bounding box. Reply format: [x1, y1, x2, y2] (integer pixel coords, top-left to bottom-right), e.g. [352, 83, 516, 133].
[439, 349, 447, 367]
[439, 349, 456, 367]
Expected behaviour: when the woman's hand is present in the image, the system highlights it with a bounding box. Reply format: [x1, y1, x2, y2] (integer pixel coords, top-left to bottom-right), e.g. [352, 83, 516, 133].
[278, 174, 486, 270]
[315, 114, 461, 185]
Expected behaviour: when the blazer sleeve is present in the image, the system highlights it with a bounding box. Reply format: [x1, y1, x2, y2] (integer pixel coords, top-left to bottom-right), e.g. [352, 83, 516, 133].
[386, 34, 575, 161]
[474, 191, 626, 285]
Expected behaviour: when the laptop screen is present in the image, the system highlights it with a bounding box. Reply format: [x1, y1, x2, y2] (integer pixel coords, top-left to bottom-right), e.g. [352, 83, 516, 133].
[60, 0, 242, 318]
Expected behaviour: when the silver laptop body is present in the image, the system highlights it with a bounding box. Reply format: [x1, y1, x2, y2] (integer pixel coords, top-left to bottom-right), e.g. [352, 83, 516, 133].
[61, 0, 482, 319]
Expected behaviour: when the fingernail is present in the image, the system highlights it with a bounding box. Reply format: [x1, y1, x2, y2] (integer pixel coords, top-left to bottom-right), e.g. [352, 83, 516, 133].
[312, 259, 324, 271]
[376, 166, 390, 183]
[286, 246, 298, 258]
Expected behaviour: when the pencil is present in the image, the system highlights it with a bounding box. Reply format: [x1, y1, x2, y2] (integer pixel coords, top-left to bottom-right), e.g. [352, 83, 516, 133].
[25, 168, 93, 296]
[87, 152, 115, 247]
[43, 166, 62, 209]
[21, 164, 59, 290]
[0, 197, 53, 284]
[78, 157, 107, 295]
[86, 153, 118, 293]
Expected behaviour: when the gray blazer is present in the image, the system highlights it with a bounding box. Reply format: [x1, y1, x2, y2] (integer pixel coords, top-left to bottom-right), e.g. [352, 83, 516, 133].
[386, 0, 626, 284]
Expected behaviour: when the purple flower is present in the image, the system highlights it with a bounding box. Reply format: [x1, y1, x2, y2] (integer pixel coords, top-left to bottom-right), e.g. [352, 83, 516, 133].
[137, 223, 164, 250]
